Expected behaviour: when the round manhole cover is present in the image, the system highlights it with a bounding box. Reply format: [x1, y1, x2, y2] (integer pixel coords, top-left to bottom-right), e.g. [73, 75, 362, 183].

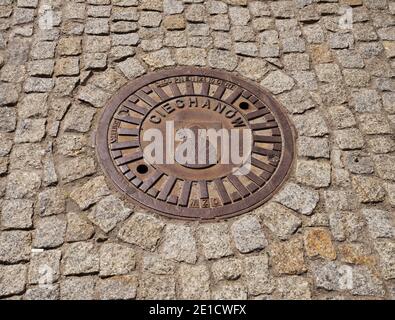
[96, 67, 295, 220]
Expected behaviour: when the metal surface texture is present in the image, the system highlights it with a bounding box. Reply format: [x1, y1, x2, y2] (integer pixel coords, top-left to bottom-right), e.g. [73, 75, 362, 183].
[96, 67, 295, 220]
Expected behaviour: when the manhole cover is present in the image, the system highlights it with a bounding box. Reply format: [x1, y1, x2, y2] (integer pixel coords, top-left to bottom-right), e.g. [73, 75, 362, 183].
[96, 67, 295, 220]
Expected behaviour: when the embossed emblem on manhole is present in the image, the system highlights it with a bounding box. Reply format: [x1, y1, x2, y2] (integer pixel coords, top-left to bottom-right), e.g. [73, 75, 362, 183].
[96, 67, 295, 220]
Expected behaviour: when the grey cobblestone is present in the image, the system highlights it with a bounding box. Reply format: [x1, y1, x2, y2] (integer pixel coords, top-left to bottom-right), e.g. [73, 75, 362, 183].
[98, 275, 138, 300]
[1, 199, 33, 229]
[0, 231, 31, 263]
[276, 276, 311, 300]
[63, 242, 99, 276]
[37, 188, 65, 217]
[211, 258, 242, 281]
[24, 285, 60, 300]
[293, 109, 329, 137]
[99, 243, 136, 277]
[6, 171, 41, 199]
[88, 195, 132, 233]
[138, 273, 176, 299]
[28, 250, 61, 285]
[212, 283, 247, 300]
[118, 212, 165, 251]
[295, 160, 331, 188]
[179, 264, 210, 299]
[197, 223, 233, 260]
[374, 240, 395, 280]
[261, 70, 295, 94]
[142, 254, 176, 275]
[33, 216, 66, 249]
[66, 213, 95, 243]
[352, 176, 386, 203]
[245, 254, 273, 295]
[60, 276, 96, 300]
[57, 156, 96, 183]
[362, 209, 394, 239]
[258, 202, 301, 240]
[273, 183, 319, 215]
[0, 264, 27, 298]
[231, 215, 267, 253]
[160, 224, 197, 264]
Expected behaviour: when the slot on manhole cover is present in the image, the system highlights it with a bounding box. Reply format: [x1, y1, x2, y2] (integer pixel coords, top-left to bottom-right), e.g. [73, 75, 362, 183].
[96, 67, 295, 220]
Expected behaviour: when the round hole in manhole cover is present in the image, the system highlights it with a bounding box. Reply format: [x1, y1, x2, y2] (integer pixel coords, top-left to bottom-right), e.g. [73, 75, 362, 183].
[96, 67, 295, 220]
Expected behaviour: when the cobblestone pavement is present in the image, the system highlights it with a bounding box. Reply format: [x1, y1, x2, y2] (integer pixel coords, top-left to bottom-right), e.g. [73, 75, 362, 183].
[0, 0, 394, 300]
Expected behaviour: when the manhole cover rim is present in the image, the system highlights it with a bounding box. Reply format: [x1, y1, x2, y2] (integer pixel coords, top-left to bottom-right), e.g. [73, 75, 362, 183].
[96, 66, 295, 221]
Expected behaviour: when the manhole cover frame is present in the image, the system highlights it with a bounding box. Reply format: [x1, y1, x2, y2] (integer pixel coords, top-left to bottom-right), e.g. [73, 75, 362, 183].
[96, 67, 295, 221]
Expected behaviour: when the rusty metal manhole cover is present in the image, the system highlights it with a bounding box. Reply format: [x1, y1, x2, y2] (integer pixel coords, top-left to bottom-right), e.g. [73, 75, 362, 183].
[96, 67, 295, 220]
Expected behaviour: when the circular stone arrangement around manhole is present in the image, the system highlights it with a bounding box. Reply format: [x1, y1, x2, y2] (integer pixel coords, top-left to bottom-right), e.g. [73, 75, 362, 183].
[96, 67, 295, 220]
